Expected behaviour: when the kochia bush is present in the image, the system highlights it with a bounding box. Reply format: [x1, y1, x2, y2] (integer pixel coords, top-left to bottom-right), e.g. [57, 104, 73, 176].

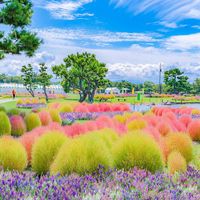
[187, 120, 200, 141]
[51, 134, 113, 175]
[167, 151, 187, 174]
[112, 131, 164, 173]
[49, 109, 62, 125]
[0, 111, 11, 136]
[25, 113, 41, 131]
[165, 132, 193, 163]
[10, 115, 26, 136]
[38, 110, 52, 126]
[31, 131, 67, 174]
[0, 136, 27, 171]
[126, 119, 147, 131]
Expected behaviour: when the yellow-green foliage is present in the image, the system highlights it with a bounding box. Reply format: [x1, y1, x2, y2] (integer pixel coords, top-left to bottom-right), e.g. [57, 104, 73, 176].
[86, 128, 119, 149]
[59, 104, 73, 113]
[112, 131, 164, 173]
[49, 109, 62, 125]
[0, 136, 27, 171]
[32, 131, 67, 174]
[51, 134, 113, 175]
[165, 133, 193, 163]
[127, 119, 147, 131]
[114, 115, 126, 124]
[167, 151, 187, 174]
[0, 111, 11, 136]
[25, 113, 41, 131]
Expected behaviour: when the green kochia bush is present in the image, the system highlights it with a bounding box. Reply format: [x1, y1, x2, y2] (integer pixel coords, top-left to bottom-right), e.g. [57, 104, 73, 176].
[0, 111, 11, 136]
[0, 136, 27, 171]
[112, 131, 164, 173]
[32, 131, 67, 174]
[49, 109, 62, 125]
[51, 134, 113, 175]
[0, 106, 6, 113]
[25, 113, 41, 131]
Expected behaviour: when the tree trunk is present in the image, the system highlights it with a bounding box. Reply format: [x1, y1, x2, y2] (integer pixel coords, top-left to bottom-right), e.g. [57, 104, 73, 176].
[79, 91, 87, 102]
[43, 86, 48, 102]
[88, 88, 96, 103]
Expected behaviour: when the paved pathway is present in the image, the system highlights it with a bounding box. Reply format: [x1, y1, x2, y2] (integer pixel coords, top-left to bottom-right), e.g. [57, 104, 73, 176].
[0, 98, 17, 104]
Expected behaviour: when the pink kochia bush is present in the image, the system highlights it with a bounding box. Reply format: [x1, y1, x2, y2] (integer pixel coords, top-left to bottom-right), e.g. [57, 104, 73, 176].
[38, 110, 52, 126]
[10, 115, 26, 136]
[74, 103, 130, 113]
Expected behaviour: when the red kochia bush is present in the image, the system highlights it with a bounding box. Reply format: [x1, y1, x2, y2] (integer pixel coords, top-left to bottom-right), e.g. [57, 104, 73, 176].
[156, 120, 173, 136]
[38, 110, 52, 126]
[179, 115, 192, 128]
[187, 120, 200, 141]
[10, 115, 26, 136]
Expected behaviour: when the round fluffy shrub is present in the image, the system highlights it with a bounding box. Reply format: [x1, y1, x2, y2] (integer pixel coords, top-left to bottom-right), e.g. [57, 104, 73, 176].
[126, 119, 147, 131]
[0, 136, 27, 171]
[38, 110, 52, 126]
[187, 120, 200, 141]
[167, 151, 187, 174]
[10, 115, 26, 136]
[59, 104, 73, 113]
[51, 135, 113, 175]
[0, 106, 6, 113]
[165, 133, 193, 163]
[0, 111, 11, 136]
[112, 132, 164, 173]
[49, 109, 62, 125]
[32, 131, 67, 174]
[88, 128, 119, 149]
[25, 113, 41, 131]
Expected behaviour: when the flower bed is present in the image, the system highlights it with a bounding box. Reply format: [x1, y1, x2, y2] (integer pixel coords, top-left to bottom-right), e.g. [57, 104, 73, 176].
[16, 98, 46, 109]
[0, 166, 199, 200]
[60, 111, 125, 122]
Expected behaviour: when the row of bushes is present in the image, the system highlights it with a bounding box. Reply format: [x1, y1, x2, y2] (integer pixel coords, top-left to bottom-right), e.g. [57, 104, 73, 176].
[0, 128, 192, 175]
[48, 102, 131, 113]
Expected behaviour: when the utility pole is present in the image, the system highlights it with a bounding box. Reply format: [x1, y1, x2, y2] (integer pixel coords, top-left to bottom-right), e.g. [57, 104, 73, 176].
[159, 63, 162, 94]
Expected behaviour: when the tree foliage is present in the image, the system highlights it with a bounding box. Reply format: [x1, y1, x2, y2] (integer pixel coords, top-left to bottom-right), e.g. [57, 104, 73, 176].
[38, 63, 52, 102]
[164, 68, 190, 94]
[144, 81, 156, 94]
[0, 0, 42, 59]
[192, 78, 200, 95]
[52, 52, 109, 102]
[21, 64, 37, 97]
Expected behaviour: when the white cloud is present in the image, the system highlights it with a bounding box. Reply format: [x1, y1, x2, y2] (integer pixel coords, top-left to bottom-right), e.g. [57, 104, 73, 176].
[34, 28, 158, 48]
[1, 28, 200, 83]
[164, 33, 200, 50]
[111, 0, 200, 22]
[38, 0, 94, 20]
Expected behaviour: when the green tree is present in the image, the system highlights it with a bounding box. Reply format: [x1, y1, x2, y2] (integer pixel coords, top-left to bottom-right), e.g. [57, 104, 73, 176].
[21, 64, 37, 97]
[144, 81, 156, 95]
[38, 63, 52, 102]
[193, 78, 200, 95]
[164, 68, 190, 94]
[52, 52, 109, 102]
[0, 0, 42, 59]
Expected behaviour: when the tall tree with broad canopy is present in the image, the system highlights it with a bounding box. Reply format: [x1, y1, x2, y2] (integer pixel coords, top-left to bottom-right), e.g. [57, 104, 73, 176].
[52, 52, 109, 102]
[0, 0, 42, 59]
[38, 63, 52, 102]
[21, 64, 37, 97]
[144, 81, 156, 95]
[164, 68, 190, 94]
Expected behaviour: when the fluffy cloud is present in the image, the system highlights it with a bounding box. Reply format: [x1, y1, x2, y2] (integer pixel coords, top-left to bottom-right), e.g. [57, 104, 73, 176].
[164, 33, 200, 50]
[1, 28, 200, 83]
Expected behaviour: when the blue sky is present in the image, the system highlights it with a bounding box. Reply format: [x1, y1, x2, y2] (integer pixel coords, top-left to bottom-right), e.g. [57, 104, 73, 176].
[1, 0, 200, 82]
